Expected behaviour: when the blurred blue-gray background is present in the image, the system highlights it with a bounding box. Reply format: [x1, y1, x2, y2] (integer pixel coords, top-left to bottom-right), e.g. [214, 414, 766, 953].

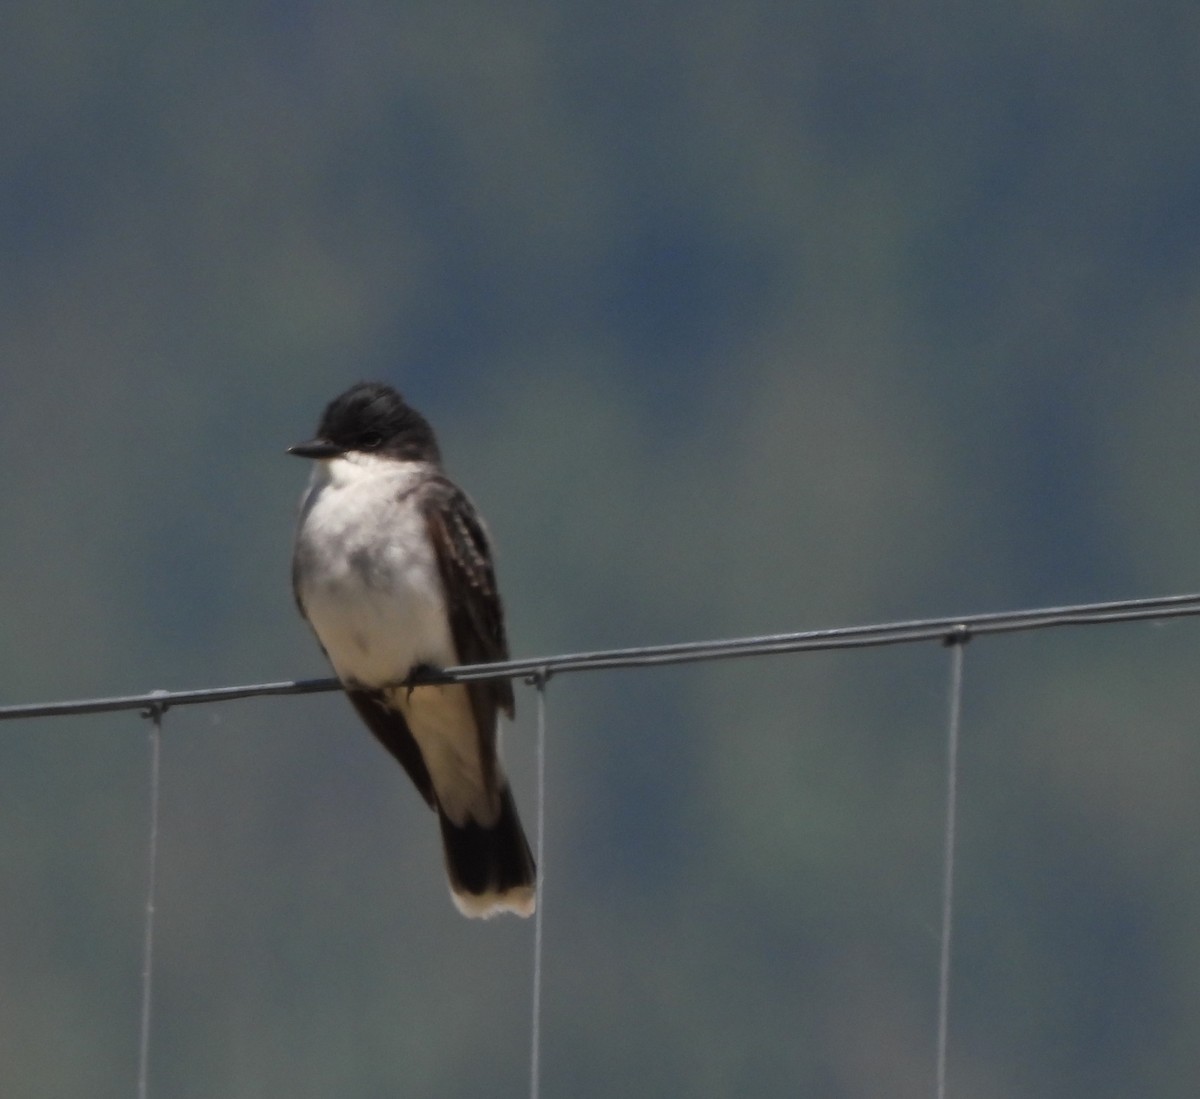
[3, 3, 1200, 1096]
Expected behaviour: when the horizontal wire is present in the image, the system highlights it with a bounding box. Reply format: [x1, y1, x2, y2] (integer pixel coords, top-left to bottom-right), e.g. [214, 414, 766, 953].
[2, 591, 1199, 723]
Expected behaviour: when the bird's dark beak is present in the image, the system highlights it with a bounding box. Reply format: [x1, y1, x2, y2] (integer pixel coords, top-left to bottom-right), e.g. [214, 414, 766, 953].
[288, 438, 344, 459]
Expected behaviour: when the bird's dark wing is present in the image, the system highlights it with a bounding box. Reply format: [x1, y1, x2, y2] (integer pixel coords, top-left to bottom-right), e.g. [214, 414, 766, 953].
[420, 477, 514, 782]
[346, 688, 436, 807]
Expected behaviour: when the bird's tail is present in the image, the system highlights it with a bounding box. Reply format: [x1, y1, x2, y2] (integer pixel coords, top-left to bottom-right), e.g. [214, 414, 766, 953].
[438, 783, 536, 918]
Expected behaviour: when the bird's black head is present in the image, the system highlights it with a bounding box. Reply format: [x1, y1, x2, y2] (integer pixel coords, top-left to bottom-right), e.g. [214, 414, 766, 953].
[289, 382, 441, 463]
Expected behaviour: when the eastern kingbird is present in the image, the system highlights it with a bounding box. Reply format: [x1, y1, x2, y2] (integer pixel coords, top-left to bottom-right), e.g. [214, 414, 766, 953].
[289, 382, 535, 918]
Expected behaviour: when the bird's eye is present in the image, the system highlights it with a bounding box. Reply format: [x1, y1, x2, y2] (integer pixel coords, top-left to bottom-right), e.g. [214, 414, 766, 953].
[360, 432, 383, 449]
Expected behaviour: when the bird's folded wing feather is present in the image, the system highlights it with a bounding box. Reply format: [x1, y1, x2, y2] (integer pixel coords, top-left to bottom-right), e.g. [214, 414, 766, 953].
[420, 477, 515, 788]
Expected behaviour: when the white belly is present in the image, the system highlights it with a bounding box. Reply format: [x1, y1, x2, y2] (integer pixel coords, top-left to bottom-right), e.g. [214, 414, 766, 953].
[294, 455, 457, 688]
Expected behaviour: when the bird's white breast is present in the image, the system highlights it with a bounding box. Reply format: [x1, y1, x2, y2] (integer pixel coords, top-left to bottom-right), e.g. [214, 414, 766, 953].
[294, 454, 456, 688]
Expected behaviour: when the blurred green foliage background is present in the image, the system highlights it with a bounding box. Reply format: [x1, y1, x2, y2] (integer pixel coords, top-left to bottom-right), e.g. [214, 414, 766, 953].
[3, 2, 1200, 1096]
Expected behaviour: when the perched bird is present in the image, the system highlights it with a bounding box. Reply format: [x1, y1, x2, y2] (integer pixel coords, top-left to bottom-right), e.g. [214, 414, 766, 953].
[289, 382, 535, 918]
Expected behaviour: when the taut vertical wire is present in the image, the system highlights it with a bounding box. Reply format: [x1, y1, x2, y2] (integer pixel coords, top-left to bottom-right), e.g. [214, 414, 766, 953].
[137, 693, 167, 1099]
[936, 630, 968, 1099]
[528, 670, 549, 1099]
